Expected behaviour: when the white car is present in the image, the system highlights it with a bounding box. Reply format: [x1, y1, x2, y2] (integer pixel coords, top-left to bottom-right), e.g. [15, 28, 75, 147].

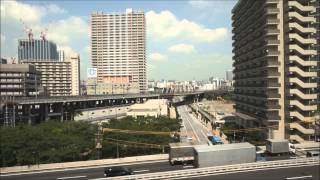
[187, 137, 193, 141]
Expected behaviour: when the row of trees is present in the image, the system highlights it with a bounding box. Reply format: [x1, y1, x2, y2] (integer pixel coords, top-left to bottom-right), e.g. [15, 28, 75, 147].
[101, 116, 181, 158]
[0, 116, 180, 167]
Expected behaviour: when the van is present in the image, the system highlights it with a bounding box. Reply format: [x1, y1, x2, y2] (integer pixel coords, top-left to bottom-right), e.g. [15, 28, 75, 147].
[306, 150, 320, 157]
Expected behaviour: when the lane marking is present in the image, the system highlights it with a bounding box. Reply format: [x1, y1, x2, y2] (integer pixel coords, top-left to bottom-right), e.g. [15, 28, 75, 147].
[1, 160, 168, 177]
[286, 175, 313, 180]
[133, 169, 150, 173]
[57, 176, 86, 180]
[183, 106, 200, 142]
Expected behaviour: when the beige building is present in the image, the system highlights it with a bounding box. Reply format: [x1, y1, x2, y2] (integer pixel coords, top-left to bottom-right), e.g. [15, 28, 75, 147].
[70, 54, 80, 96]
[91, 9, 147, 93]
[21, 60, 72, 96]
[232, 0, 319, 148]
[127, 99, 168, 118]
[86, 78, 139, 95]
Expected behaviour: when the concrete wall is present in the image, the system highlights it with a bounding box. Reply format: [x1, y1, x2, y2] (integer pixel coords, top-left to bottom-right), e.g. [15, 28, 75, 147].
[74, 105, 130, 121]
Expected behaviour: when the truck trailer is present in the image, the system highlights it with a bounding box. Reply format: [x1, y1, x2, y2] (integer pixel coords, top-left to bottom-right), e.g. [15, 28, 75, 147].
[194, 142, 256, 168]
[169, 142, 206, 165]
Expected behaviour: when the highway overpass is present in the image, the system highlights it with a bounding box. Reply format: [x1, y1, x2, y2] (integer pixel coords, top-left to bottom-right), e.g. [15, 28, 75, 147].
[1, 90, 231, 126]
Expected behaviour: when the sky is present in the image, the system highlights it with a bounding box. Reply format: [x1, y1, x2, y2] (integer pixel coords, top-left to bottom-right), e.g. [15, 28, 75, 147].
[0, 0, 237, 81]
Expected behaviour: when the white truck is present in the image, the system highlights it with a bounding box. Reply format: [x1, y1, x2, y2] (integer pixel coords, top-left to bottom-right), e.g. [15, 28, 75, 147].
[169, 142, 206, 165]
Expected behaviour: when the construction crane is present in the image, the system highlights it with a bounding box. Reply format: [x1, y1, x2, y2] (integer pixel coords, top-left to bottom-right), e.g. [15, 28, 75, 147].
[20, 19, 33, 40]
[40, 28, 48, 41]
[10, 57, 16, 64]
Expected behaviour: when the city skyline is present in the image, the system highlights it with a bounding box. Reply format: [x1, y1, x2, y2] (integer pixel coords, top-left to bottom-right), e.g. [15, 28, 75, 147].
[0, 0, 236, 81]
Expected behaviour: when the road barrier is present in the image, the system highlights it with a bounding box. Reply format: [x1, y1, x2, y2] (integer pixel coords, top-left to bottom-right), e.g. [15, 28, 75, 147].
[104, 157, 319, 180]
[0, 154, 168, 175]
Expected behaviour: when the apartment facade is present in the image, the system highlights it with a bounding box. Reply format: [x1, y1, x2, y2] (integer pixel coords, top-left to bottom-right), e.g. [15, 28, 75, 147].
[21, 60, 72, 96]
[0, 64, 41, 97]
[91, 9, 147, 93]
[70, 54, 80, 96]
[232, 0, 319, 148]
[18, 39, 59, 62]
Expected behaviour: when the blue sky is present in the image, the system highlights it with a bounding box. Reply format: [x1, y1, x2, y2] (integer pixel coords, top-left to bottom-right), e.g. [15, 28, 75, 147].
[1, 0, 236, 81]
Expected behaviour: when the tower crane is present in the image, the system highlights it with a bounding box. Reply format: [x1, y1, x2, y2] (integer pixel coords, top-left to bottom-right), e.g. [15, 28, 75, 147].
[20, 19, 33, 40]
[40, 28, 48, 41]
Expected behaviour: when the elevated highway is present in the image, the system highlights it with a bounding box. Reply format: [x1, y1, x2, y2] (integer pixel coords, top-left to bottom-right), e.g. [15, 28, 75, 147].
[1, 90, 229, 125]
[1, 157, 318, 180]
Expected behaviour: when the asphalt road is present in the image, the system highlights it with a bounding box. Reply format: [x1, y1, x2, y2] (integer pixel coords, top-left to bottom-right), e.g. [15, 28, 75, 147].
[177, 105, 211, 144]
[1, 161, 194, 180]
[193, 165, 320, 180]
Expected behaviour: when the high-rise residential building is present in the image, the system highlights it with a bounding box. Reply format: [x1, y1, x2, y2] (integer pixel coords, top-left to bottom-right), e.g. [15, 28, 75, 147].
[21, 60, 72, 96]
[91, 8, 147, 93]
[18, 39, 59, 61]
[226, 70, 234, 81]
[70, 54, 80, 96]
[232, 0, 319, 148]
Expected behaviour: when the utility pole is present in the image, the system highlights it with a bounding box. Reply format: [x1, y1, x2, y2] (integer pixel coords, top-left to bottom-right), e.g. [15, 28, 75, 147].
[95, 125, 102, 159]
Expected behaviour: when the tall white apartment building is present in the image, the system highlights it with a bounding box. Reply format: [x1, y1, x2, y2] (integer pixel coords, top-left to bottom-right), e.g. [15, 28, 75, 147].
[232, 0, 319, 148]
[70, 54, 80, 96]
[91, 9, 147, 93]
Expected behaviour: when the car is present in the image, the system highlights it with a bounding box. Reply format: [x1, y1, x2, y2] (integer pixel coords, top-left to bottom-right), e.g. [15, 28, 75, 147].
[104, 166, 133, 177]
[187, 137, 193, 141]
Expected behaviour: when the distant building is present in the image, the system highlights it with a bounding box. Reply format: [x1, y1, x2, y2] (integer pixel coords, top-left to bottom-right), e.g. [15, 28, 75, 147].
[226, 70, 233, 81]
[127, 99, 168, 118]
[1, 58, 7, 64]
[86, 77, 139, 95]
[21, 60, 72, 96]
[70, 54, 80, 96]
[91, 9, 147, 93]
[18, 39, 59, 61]
[58, 50, 65, 62]
[0, 64, 41, 97]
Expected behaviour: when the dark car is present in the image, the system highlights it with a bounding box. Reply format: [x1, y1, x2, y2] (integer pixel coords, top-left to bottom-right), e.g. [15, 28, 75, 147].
[104, 166, 133, 177]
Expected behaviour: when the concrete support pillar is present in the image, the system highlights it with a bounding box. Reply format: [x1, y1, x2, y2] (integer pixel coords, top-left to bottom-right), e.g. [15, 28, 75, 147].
[60, 103, 64, 122]
[27, 105, 32, 125]
[44, 104, 49, 122]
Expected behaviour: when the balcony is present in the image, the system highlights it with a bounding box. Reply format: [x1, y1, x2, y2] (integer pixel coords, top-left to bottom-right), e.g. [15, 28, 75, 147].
[289, 55, 317, 66]
[290, 111, 314, 122]
[288, 1, 316, 12]
[289, 78, 317, 88]
[289, 66, 317, 77]
[289, 89, 317, 100]
[290, 100, 317, 111]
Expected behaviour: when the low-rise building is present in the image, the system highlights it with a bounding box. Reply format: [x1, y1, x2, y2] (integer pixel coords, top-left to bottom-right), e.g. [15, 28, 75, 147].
[86, 78, 139, 95]
[0, 64, 41, 97]
[127, 99, 168, 118]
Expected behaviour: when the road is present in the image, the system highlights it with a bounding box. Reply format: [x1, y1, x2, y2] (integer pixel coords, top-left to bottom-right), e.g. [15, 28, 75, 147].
[193, 165, 319, 180]
[177, 105, 211, 144]
[1, 161, 194, 180]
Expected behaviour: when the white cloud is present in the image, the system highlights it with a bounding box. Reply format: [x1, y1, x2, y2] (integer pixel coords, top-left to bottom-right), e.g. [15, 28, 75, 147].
[58, 46, 77, 59]
[1, 1, 66, 24]
[1, 1, 44, 23]
[149, 53, 168, 61]
[168, 44, 195, 54]
[46, 16, 88, 45]
[188, 0, 213, 9]
[46, 4, 67, 14]
[146, 10, 227, 43]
